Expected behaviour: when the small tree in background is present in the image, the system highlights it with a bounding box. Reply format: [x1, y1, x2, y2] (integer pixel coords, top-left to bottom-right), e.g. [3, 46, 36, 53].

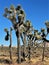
[4, 27, 13, 61]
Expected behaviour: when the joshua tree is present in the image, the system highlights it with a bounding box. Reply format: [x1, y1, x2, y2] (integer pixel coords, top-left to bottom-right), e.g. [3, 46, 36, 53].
[41, 28, 46, 61]
[33, 28, 46, 61]
[41, 22, 49, 61]
[27, 34, 33, 61]
[19, 20, 33, 60]
[32, 23, 49, 61]
[3, 4, 25, 63]
[4, 27, 13, 60]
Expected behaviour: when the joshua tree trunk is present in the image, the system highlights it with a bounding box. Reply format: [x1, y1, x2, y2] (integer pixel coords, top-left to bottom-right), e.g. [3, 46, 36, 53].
[16, 25, 21, 63]
[23, 33, 26, 60]
[28, 43, 31, 62]
[9, 28, 12, 60]
[21, 33, 26, 60]
[42, 41, 46, 61]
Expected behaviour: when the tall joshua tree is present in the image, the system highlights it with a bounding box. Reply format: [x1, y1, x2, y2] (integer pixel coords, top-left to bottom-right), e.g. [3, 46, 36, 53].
[23, 20, 33, 60]
[24, 20, 33, 60]
[19, 20, 33, 60]
[3, 4, 25, 63]
[41, 28, 45, 61]
[24, 20, 33, 58]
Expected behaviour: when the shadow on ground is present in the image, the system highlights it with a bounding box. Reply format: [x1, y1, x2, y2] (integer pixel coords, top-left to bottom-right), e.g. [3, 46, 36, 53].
[0, 59, 12, 64]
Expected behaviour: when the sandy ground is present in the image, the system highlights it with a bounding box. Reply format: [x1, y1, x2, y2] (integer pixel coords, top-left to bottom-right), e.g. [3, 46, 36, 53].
[0, 47, 49, 65]
[0, 56, 49, 65]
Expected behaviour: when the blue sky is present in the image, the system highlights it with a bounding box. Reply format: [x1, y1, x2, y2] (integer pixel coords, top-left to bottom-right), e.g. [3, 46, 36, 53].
[0, 0, 49, 46]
